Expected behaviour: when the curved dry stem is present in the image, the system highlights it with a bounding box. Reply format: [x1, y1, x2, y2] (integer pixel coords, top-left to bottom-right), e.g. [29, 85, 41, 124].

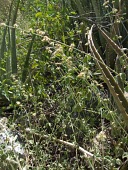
[88, 25, 128, 125]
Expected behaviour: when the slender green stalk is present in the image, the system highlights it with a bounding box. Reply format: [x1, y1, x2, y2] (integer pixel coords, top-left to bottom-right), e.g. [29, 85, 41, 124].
[116, 57, 124, 91]
[0, 1, 13, 78]
[11, 0, 20, 74]
[0, 26, 7, 60]
[22, 34, 36, 83]
[73, 0, 85, 15]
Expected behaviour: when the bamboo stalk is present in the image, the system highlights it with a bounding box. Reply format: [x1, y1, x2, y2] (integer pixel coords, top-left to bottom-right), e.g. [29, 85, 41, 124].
[11, 0, 20, 74]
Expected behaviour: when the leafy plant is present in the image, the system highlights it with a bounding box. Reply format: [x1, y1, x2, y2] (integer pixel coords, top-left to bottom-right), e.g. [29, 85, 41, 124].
[0, 1, 128, 170]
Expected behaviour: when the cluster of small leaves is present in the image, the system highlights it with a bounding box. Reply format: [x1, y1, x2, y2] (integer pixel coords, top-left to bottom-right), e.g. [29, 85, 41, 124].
[0, 0, 128, 169]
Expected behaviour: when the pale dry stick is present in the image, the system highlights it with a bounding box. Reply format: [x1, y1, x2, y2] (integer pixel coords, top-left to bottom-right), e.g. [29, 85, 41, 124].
[15, 154, 23, 170]
[25, 129, 102, 162]
[55, 136, 93, 158]
[6, 157, 23, 170]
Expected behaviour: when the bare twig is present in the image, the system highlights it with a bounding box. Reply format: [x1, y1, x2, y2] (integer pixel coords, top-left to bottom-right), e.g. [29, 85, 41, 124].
[25, 129, 101, 162]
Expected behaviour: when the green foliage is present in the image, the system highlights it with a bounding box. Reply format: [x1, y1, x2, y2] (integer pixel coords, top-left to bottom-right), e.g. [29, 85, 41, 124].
[0, 0, 128, 169]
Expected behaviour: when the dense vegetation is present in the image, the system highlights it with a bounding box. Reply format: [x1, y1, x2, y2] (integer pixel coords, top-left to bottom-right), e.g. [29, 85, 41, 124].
[0, 0, 128, 169]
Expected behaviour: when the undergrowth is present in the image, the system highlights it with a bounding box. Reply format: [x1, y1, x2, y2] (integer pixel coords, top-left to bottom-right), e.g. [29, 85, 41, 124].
[0, 1, 128, 170]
